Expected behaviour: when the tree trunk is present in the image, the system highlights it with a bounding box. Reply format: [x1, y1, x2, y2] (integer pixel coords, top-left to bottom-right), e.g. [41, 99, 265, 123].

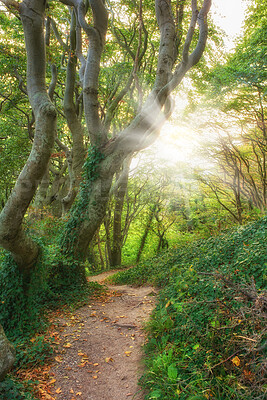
[96, 230, 105, 270]
[0, 0, 57, 274]
[104, 209, 112, 268]
[156, 234, 164, 253]
[33, 166, 50, 210]
[136, 205, 156, 264]
[61, 10, 86, 213]
[110, 158, 131, 267]
[0, 324, 15, 382]
[60, 150, 115, 261]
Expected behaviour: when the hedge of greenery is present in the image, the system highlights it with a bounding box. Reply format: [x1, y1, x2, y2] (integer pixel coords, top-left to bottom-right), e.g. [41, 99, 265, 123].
[110, 216, 267, 399]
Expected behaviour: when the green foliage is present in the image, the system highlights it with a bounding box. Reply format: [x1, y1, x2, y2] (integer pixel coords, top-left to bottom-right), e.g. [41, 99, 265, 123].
[14, 335, 54, 370]
[111, 216, 267, 399]
[0, 376, 36, 400]
[0, 252, 48, 338]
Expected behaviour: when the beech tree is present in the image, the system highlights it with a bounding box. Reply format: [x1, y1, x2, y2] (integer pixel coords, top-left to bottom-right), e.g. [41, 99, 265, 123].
[0, 0, 211, 274]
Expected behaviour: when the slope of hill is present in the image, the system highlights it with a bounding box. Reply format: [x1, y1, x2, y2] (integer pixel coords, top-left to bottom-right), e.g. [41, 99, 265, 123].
[111, 216, 267, 400]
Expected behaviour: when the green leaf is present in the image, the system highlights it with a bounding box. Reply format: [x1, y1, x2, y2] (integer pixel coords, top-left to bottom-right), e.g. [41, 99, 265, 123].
[187, 396, 207, 400]
[167, 364, 178, 380]
[149, 389, 162, 399]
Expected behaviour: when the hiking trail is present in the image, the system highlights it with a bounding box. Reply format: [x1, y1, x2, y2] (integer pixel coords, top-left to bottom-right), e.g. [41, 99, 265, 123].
[46, 270, 157, 400]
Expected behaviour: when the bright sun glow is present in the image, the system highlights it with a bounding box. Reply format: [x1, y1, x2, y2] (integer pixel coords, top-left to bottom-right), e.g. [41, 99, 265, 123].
[212, 0, 247, 50]
[139, 0, 249, 171]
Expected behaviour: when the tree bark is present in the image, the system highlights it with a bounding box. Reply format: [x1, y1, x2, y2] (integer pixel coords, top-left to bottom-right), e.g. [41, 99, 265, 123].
[110, 158, 131, 267]
[0, 0, 57, 273]
[62, 10, 86, 212]
[136, 205, 156, 264]
[0, 324, 15, 382]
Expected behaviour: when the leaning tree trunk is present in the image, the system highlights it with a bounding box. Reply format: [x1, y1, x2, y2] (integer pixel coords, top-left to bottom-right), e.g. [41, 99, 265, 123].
[0, 0, 57, 274]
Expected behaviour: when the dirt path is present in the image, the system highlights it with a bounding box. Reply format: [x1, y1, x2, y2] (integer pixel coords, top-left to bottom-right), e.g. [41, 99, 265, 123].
[48, 271, 157, 400]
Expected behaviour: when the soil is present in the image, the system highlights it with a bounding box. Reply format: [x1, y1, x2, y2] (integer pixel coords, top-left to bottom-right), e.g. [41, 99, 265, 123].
[48, 271, 157, 400]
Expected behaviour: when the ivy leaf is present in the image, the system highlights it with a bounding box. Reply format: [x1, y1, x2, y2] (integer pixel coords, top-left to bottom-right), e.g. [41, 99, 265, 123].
[167, 363, 178, 380]
[150, 389, 162, 398]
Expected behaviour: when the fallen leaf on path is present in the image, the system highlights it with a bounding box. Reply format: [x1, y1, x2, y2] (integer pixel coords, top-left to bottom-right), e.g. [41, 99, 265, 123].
[78, 362, 88, 368]
[48, 378, 56, 385]
[105, 357, 114, 363]
[43, 394, 56, 400]
[70, 389, 74, 394]
[55, 387, 62, 394]
[93, 363, 99, 366]
[232, 356, 241, 366]
[76, 392, 82, 396]
[38, 388, 55, 400]
[93, 375, 98, 379]
[125, 351, 132, 357]
[55, 356, 63, 363]
[63, 342, 72, 348]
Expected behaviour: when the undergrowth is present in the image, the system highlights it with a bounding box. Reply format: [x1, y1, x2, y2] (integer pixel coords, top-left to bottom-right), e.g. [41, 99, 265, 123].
[0, 242, 105, 399]
[111, 216, 267, 399]
[0, 376, 36, 400]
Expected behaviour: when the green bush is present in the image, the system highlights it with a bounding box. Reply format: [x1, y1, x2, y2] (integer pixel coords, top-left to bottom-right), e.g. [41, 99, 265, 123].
[0, 376, 36, 400]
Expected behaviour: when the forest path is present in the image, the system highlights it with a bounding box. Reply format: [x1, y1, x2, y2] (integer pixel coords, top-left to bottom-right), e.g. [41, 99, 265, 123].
[48, 270, 157, 400]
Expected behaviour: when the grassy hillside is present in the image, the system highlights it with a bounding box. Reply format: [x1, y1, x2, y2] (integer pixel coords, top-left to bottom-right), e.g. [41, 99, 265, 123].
[110, 216, 267, 399]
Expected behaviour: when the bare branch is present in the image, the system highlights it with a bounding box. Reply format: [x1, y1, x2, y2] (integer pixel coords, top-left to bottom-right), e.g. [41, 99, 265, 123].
[50, 18, 69, 51]
[182, 0, 198, 64]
